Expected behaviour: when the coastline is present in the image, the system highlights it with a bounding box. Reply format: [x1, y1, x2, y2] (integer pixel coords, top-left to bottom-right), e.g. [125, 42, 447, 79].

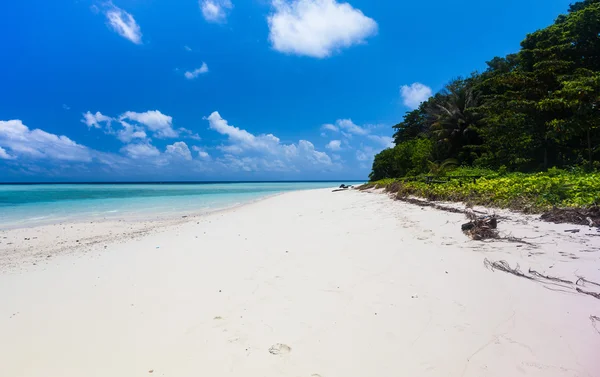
[0, 190, 289, 272]
[1, 188, 599, 376]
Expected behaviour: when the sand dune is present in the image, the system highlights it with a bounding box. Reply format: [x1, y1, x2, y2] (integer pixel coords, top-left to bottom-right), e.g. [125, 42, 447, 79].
[1, 188, 599, 377]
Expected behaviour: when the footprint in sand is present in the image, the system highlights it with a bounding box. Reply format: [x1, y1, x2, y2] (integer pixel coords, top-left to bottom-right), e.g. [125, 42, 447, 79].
[268, 343, 291, 355]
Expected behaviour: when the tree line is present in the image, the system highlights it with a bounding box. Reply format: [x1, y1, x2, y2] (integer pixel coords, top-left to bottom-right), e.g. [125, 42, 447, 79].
[370, 0, 600, 181]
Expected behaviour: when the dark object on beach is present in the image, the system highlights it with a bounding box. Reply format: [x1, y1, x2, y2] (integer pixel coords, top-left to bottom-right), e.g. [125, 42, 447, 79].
[462, 215, 498, 240]
[541, 206, 600, 227]
[333, 184, 352, 192]
[564, 229, 580, 233]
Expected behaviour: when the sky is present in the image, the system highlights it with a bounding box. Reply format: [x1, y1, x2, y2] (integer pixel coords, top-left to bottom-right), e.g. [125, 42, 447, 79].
[0, 0, 573, 182]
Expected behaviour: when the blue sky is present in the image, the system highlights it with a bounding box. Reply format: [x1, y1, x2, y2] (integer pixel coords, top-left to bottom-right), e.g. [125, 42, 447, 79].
[0, 0, 572, 181]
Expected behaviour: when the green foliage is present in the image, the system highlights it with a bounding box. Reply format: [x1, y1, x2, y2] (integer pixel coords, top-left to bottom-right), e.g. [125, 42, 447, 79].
[370, 0, 600, 190]
[372, 169, 600, 211]
[369, 138, 433, 181]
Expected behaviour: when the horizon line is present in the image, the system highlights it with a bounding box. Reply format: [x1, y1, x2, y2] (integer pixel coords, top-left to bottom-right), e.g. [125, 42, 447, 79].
[0, 180, 367, 185]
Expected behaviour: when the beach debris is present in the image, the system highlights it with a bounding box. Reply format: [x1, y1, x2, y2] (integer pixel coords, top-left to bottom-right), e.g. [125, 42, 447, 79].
[462, 215, 498, 240]
[576, 288, 600, 300]
[564, 229, 580, 233]
[148, 370, 154, 374]
[485, 259, 600, 300]
[484, 259, 533, 280]
[269, 343, 291, 355]
[541, 206, 600, 227]
[528, 269, 573, 284]
[591, 316, 600, 335]
[333, 184, 353, 192]
[576, 277, 600, 288]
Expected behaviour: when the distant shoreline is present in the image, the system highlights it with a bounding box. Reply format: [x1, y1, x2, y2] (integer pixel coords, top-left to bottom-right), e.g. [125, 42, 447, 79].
[0, 180, 364, 185]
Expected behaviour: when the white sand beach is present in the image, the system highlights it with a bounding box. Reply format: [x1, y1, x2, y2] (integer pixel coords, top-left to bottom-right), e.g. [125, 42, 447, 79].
[1, 188, 599, 377]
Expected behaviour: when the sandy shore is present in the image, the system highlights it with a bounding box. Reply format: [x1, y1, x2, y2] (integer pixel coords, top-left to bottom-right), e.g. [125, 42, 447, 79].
[1, 188, 599, 377]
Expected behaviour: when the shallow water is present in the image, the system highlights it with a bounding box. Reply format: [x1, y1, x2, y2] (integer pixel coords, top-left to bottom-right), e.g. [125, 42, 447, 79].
[0, 182, 361, 228]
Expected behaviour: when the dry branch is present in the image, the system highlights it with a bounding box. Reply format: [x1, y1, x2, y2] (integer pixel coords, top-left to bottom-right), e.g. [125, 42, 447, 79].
[528, 269, 573, 285]
[484, 259, 533, 280]
[576, 288, 600, 300]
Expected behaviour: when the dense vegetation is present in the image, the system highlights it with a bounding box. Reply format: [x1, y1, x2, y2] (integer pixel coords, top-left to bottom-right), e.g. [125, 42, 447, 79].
[363, 168, 600, 211]
[370, 0, 600, 185]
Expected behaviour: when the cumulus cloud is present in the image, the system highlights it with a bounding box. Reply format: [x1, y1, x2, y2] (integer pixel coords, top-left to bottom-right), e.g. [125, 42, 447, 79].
[0, 146, 14, 160]
[0, 120, 92, 162]
[206, 111, 332, 171]
[192, 146, 211, 160]
[200, 0, 233, 23]
[321, 123, 339, 132]
[105, 5, 142, 44]
[356, 145, 376, 162]
[400, 82, 432, 109]
[166, 141, 192, 160]
[120, 142, 161, 159]
[116, 121, 147, 143]
[184, 63, 209, 80]
[179, 128, 201, 140]
[326, 140, 342, 151]
[336, 119, 369, 136]
[120, 110, 178, 138]
[81, 111, 113, 129]
[268, 0, 378, 58]
[367, 135, 394, 148]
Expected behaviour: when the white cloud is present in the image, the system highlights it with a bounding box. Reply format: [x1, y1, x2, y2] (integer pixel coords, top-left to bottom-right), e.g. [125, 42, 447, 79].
[200, 0, 233, 23]
[120, 110, 178, 138]
[326, 140, 342, 151]
[367, 135, 394, 148]
[0, 146, 14, 160]
[120, 142, 160, 159]
[206, 111, 281, 153]
[179, 128, 201, 140]
[356, 145, 375, 162]
[321, 123, 338, 132]
[166, 141, 192, 160]
[116, 121, 147, 143]
[336, 118, 369, 136]
[81, 111, 113, 129]
[184, 63, 209, 80]
[400, 82, 432, 109]
[105, 5, 142, 44]
[268, 0, 378, 58]
[206, 111, 333, 171]
[184, 45, 192, 52]
[0, 120, 92, 162]
[192, 146, 211, 160]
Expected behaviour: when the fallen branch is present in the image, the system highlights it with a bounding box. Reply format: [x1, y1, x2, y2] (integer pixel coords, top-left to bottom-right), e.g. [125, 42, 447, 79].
[484, 259, 533, 280]
[576, 277, 600, 288]
[528, 269, 573, 285]
[576, 288, 600, 300]
[591, 316, 600, 335]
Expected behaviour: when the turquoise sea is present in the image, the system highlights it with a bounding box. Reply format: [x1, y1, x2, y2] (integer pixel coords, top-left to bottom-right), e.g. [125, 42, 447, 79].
[0, 182, 361, 229]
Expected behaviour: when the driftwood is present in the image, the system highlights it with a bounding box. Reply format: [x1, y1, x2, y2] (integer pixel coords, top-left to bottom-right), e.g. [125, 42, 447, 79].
[576, 277, 600, 288]
[484, 259, 533, 280]
[576, 288, 600, 300]
[541, 206, 600, 227]
[591, 316, 600, 335]
[528, 269, 573, 285]
[462, 216, 498, 240]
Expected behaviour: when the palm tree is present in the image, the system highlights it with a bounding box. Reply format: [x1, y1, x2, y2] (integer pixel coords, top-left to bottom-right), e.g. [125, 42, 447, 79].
[426, 78, 482, 161]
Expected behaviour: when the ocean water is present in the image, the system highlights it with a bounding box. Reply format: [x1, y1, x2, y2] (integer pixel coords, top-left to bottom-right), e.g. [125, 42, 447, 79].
[0, 182, 361, 229]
